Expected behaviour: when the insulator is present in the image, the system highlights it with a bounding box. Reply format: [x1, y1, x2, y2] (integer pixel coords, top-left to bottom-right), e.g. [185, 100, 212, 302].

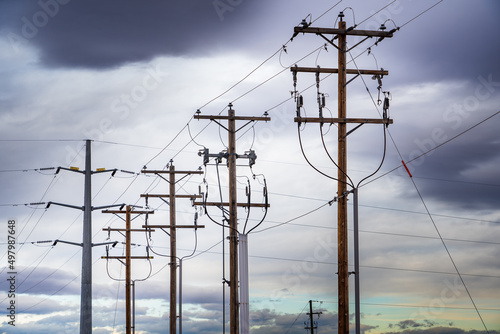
[383, 96, 390, 111]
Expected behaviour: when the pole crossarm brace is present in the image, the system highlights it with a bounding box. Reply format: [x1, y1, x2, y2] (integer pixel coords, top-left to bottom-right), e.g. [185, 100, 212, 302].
[143, 225, 205, 229]
[141, 170, 204, 175]
[140, 194, 202, 199]
[52, 239, 83, 247]
[102, 256, 153, 260]
[193, 201, 270, 208]
[46, 202, 125, 211]
[45, 201, 83, 210]
[194, 115, 271, 122]
[291, 66, 388, 76]
[293, 26, 394, 38]
[102, 210, 154, 215]
[194, 114, 271, 133]
[56, 166, 118, 176]
[102, 228, 156, 232]
[294, 117, 393, 125]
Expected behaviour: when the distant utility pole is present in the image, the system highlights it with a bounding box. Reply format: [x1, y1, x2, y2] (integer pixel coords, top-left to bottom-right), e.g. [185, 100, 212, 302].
[141, 162, 204, 334]
[194, 104, 270, 334]
[304, 300, 322, 334]
[102, 206, 154, 334]
[43, 139, 123, 334]
[292, 14, 393, 334]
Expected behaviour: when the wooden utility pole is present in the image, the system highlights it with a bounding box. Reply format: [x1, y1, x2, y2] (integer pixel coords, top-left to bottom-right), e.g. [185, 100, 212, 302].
[102, 206, 154, 334]
[141, 165, 204, 334]
[292, 16, 393, 334]
[194, 104, 270, 334]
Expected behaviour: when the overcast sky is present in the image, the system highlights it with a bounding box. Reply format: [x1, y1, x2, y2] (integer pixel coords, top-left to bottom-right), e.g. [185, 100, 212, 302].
[1, 1, 499, 333]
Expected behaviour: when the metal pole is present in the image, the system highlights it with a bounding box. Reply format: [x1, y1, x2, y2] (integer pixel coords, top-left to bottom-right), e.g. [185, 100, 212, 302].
[228, 105, 239, 334]
[170, 164, 177, 334]
[238, 233, 249, 334]
[353, 188, 360, 334]
[80, 139, 92, 334]
[126, 206, 132, 334]
[132, 281, 136, 334]
[337, 19, 350, 334]
[179, 258, 183, 334]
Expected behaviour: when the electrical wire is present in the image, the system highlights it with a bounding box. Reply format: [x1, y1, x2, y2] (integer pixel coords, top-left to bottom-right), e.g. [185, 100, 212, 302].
[19, 248, 80, 294]
[198, 45, 288, 111]
[361, 111, 500, 188]
[285, 302, 310, 334]
[400, 0, 444, 29]
[319, 125, 354, 187]
[346, 50, 388, 188]
[252, 198, 335, 234]
[245, 175, 269, 235]
[341, 22, 490, 330]
[297, 124, 348, 184]
[357, 0, 398, 27]
[410, 176, 490, 334]
[310, 0, 345, 25]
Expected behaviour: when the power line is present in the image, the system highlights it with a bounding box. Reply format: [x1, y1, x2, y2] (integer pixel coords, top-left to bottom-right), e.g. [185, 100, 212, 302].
[400, 0, 444, 29]
[361, 110, 500, 187]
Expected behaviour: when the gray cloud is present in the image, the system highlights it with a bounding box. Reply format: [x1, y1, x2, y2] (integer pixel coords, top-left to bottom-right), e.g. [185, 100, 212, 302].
[382, 325, 500, 334]
[1, 0, 265, 69]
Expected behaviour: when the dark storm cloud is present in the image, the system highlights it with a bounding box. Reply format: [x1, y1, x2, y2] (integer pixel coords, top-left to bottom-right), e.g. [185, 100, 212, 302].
[1, 0, 265, 69]
[401, 116, 500, 209]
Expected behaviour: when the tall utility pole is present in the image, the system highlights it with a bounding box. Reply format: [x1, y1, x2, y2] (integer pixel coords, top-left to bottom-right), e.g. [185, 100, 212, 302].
[194, 104, 270, 334]
[141, 163, 204, 334]
[44, 139, 123, 334]
[292, 15, 393, 333]
[102, 206, 154, 334]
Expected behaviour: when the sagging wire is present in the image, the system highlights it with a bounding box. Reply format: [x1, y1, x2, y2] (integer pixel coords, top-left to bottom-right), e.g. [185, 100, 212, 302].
[321, 107, 335, 135]
[319, 126, 355, 188]
[240, 176, 252, 235]
[187, 122, 206, 149]
[245, 172, 269, 235]
[339, 7, 356, 27]
[200, 160, 237, 232]
[297, 124, 347, 184]
[347, 50, 389, 188]
[279, 45, 288, 69]
[218, 121, 228, 149]
[315, 44, 328, 66]
[316, 67, 326, 119]
[105, 243, 153, 283]
[105, 245, 126, 282]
